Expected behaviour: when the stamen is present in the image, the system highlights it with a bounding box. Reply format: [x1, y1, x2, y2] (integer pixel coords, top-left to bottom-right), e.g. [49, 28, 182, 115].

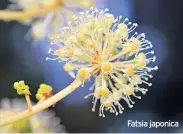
[127, 96, 135, 104]
[128, 23, 138, 33]
[122, 96, 133, 108]
[132, 93, 141, 99]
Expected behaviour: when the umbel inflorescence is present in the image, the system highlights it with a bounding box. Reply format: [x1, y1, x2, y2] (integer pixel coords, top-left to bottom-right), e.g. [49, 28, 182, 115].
[48, 7, 158, 117]
[4, 0, 94, 39]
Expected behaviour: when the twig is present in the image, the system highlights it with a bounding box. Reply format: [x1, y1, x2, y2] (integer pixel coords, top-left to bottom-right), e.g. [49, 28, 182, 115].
[0, 79, 82, 126]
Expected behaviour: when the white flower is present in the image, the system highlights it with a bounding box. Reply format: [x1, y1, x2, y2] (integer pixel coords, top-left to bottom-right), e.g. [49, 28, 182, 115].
[47, 7, 158, 117]
[8, 0, 96, 39]
[0, 98, 66, 133]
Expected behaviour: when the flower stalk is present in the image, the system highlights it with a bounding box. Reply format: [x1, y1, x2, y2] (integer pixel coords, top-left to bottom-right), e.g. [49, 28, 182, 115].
[25, 95, 32, 111]
[0, 79, 82, 126]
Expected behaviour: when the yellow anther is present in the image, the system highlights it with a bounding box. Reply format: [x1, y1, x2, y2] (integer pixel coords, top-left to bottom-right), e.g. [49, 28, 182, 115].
[125, 67, 134, 76]
[67, 49, 74, 57]
[127, 88, 134, 95]
[64, 63, 74, 72]
[99, 88, 109, 97]
[102, 62, 113, 73]
[78, 67, 89, 79]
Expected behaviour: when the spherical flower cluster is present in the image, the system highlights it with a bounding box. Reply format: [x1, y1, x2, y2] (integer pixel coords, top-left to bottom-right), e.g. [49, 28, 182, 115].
[8, 0, 94, 39]
[0, 98, 66, 133]
[47, 7, 158, 117]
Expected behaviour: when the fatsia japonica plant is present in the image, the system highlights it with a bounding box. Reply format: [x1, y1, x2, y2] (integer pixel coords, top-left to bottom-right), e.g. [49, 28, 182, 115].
[0, 3, 157, 126]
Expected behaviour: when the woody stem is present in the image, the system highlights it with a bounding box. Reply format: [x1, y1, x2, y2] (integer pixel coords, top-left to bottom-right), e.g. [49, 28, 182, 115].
[25, 94, 32, 111]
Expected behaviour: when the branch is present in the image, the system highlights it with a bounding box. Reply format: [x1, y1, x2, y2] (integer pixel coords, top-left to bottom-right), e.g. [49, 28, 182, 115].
[0, 79, 82, 126]
[0, 0, 62, 21]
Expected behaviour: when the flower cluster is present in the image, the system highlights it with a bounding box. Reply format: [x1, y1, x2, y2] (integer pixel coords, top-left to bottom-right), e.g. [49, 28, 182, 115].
[0, 98, 66, 133]
[8, 0, 94, 39]
[14, 81, 30, 95]
[47, 7, 158, 117]
[36, 84, 53, 101]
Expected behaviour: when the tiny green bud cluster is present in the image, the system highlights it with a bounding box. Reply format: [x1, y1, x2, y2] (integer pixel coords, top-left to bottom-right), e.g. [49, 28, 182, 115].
[36, 84, 53, 101]
[14, 81, 30, 95]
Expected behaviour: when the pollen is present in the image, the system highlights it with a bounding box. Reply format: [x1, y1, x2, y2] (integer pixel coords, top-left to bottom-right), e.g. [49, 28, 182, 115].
[102, 62, 113, 73]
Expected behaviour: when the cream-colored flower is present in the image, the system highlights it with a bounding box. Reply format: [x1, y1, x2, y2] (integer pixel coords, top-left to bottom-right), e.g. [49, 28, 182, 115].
[47, 7, 158, 117]
[0, 98, 66, 133]
[8, 0, 95, 39]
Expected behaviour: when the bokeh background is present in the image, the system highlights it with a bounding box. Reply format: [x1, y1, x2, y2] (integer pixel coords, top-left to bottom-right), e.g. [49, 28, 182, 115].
[0, 0, 183, 133]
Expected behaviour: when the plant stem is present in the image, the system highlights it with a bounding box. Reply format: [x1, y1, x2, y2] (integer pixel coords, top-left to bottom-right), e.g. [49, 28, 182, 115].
[0, 79, 82, 126]
[37, 97, 46, 104]
[25, 95, 32, 111]
[0, 0, 62, 21]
